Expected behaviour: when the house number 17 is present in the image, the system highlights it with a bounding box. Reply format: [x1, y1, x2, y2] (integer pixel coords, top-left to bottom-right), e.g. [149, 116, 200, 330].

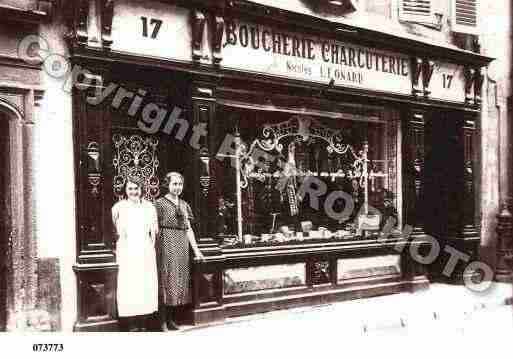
[141, 17, 163, 39]
[442, 74, 453, 89]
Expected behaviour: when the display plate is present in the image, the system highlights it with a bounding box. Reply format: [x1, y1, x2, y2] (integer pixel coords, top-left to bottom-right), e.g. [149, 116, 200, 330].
[338, 255, 401, 280]
[224, 263, 306, 294]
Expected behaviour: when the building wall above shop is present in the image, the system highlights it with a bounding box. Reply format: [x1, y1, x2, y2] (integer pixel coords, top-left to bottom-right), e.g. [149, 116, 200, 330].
[241, 0, 480, 51]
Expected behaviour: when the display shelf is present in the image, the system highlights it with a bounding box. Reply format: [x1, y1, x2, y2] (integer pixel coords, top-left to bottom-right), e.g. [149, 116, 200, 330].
[191, 235, 431, 325]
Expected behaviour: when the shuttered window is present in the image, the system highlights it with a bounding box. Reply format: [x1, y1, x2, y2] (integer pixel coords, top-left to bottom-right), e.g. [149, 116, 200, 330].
[399, 0, 434, 23]
[452, 0, 479, 34]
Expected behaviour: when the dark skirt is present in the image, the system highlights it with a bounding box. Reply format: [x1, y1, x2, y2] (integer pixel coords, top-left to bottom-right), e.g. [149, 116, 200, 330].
[157, 228, 191, 306]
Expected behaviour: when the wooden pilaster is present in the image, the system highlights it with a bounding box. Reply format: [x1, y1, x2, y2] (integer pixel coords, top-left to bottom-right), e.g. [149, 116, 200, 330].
[403, 110, 425, 237]
[495, 200, 513, 282]
[72, 70, 118, 331]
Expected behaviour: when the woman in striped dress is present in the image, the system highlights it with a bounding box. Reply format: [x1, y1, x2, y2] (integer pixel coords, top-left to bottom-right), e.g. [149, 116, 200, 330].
[155, 172, 204, 331]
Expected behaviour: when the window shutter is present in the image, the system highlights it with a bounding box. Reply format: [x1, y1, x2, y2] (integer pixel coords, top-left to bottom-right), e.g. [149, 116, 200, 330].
[313, 1, 358, 15]
[399, 0, 433, 23]
[451, 0, 479, 34]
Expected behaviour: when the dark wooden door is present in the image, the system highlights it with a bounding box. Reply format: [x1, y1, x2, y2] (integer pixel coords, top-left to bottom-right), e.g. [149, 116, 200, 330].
[429, 112, 465, 232]
[423, 112, 448, 239]
[422, 110, 467, 278]
[0, 115, 9, 331]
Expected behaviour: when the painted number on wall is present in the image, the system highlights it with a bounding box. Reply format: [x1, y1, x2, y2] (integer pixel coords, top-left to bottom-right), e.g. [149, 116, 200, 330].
[141, 17, 163, 39]
[442, 73, 453, 89]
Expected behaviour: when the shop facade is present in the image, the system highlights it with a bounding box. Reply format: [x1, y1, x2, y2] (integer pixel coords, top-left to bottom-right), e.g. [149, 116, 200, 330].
[4, 0, 513, 333]
[61, 0, 499, 331]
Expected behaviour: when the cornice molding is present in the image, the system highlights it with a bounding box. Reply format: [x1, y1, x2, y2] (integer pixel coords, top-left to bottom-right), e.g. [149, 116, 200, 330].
[0, 1, 52, 24]
[169, 0, 493, 68]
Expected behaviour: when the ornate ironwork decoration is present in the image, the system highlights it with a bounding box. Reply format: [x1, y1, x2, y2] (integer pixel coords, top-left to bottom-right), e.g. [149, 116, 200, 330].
[255, 115, 353, 155]
[199, 154, 210, 198]
[86, 142, 101, 196]
[311, 261, 331, 285]
[112, 134, 160, 201]
[239, 115, 365, 189]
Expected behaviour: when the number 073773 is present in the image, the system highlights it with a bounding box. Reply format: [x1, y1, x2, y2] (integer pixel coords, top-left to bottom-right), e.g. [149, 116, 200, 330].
[32, 344, 64, 352]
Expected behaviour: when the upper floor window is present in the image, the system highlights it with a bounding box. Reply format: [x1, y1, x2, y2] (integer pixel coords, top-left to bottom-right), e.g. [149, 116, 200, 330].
[311, 0, 359, 15]
[399, 0, 435, 24]
[451, 0, 479, 35]
[398, 0, 478, 35]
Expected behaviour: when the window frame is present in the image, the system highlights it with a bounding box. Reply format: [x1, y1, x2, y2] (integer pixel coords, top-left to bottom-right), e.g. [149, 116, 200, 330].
[450, 0, 479, 35]
[214, 105, 402, 246]
[398, 0, 436, 25]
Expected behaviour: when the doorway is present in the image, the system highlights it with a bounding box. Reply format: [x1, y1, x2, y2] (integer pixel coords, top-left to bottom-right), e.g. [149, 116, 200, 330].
[0, 113, 9, 331]
[423, 112, 465, 237]
[422, 111, 466, 278]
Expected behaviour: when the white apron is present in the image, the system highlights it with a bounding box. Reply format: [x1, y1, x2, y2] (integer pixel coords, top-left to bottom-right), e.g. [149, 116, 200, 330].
[112, 199, 158, 317]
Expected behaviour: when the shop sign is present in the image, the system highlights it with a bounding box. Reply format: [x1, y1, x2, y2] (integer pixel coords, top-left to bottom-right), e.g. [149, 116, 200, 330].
[221, 19, 467, 102]
[429, 63, 466, 103]
[111, 0, 193, 62]
[221, 19, 412, 95]
[109, 2, 467, 103]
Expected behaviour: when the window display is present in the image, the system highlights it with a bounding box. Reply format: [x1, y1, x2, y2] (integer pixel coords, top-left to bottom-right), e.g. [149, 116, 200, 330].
[215, 107, 399, 247]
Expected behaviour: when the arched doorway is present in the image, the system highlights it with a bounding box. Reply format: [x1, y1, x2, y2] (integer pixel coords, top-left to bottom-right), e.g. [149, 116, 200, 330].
[0, 111, 9, 331]
[0, 94, 41, 331]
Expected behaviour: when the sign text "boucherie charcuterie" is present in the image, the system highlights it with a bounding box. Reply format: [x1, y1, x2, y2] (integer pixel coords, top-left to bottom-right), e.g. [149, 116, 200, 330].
[224, 20, 410, 78]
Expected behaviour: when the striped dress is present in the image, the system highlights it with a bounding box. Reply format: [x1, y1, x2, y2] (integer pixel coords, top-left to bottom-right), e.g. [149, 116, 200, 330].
[155, 196, 194, 306]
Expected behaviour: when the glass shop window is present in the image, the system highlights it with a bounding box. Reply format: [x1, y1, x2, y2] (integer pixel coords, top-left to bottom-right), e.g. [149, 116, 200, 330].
[214, 107, 399, 246]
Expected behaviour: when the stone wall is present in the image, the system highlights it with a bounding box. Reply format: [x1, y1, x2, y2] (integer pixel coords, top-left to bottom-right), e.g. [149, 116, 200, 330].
[35, 258, 61, 331]
[0, 2, 76, 331]
[37, 3, 77, 331]
[477, 0, 512, 270]
[0, 18, 41, 328]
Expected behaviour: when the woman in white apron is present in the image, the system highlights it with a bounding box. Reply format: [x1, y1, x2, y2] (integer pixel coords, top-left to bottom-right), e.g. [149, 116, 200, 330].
[112, 177, 159, 331]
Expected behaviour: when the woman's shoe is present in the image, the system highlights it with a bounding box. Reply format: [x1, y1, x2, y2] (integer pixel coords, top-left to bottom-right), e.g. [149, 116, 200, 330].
[159, 308, 169, 332]
[160, 321, 169, 332]
[126, 317, 139, 332]
[136, 316, 147, 332]
[167, 319, 180, 331]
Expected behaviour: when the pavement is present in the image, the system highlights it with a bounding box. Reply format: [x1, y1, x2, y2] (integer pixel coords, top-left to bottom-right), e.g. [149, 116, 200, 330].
[12, 282, 513, 359]
[174, 282, 513, 357]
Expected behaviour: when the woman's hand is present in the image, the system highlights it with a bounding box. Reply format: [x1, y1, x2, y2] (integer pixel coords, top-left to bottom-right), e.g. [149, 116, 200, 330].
[194, 251, 205, 263]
